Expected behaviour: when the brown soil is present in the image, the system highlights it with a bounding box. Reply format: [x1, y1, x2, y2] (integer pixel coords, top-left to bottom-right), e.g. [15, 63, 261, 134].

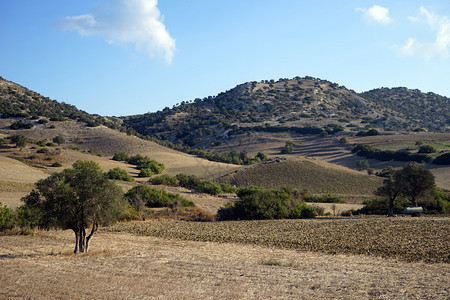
[0, 227, 448, 299]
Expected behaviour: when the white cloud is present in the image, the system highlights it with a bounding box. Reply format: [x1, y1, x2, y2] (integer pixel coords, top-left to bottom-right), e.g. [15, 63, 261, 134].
[58, 0, 176, 64]
[356, 5, 393, 25]
[398, 7, 450, 58]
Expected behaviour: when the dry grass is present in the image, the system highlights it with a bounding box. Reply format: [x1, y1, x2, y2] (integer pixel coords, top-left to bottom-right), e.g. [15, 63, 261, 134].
[0, 228, 448, 299]
[220, 157, 383, 203]
[0, 120, 242, 179]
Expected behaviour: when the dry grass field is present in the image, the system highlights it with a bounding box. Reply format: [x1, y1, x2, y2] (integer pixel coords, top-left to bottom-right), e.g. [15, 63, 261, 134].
[1, 219, 449, 299]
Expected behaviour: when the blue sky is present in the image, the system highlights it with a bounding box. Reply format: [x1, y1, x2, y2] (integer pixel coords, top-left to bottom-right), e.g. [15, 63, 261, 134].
[1, 1, 449, 116]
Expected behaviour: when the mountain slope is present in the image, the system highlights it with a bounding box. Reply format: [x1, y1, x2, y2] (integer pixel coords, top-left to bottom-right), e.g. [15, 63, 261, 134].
[0, 77, 121, 129]
[122, 76, 450, 149]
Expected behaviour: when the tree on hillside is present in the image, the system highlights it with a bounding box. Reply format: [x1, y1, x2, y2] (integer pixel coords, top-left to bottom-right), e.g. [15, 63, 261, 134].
[394, 162, 435, 207]
[52, 135, 65, 145]
[10, 134, 27, 149]
[21, 161, 125, 253]
[281, 141, 295, 154]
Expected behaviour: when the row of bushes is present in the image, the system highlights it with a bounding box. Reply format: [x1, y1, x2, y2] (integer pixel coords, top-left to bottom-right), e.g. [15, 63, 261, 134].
[112, 152, 165, 177]
[352, 144, 437, 163]
[187, 149, 268, 165]
[217, 186, 318, 220]
[150, 173, 236, 196]
[124, 185, 194, 212]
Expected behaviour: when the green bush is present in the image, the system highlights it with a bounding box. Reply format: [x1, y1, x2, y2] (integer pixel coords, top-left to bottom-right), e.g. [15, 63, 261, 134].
[15, 205, 41, 230]
[106, 167, 134, 182]
[433, 153, 450, 165]
[125, 185, 193, 208]
[418, 188, 450, 214]
[36, 140, 47, 147]
[288, 202, 316, 219]
[37, 148, 49, 154]
[112, 151, 130, 161]
[128, 154, 165, 174]
[281, 141, 295, 154]
[150, 174, 178, 186]
[418, 145, 436, 153]
[0, 203, 16, 231]
[51, 162, 63, 167]
[138, 168, 154, 177]
[218, 186, 290, 220]
[355, 197, 410, 215]
[10, 120, 34, 130]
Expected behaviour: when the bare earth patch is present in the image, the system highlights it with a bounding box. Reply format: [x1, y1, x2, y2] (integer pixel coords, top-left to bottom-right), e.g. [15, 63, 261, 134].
[0, 229, 449, 299]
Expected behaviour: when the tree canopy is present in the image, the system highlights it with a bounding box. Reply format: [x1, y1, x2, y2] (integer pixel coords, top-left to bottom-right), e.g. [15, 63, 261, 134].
[21, 161, 125, 253]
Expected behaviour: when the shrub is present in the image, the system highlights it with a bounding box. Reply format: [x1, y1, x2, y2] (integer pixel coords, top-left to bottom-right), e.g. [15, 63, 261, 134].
[418, 145, 436, 153]
[112, 151, 130, 161]
[10, 120, 34, 130]
[52, 135, 65, 145]
[355, 197, 410, 215]
[288, 202, 316, 219]
[106, 167, 134, 182]
[51, 162, 63, 167]
[128, 154, 164, 174]
[197, 180, 222, 195]
[36, 140, 47, 147]
[15, 205, 41, 230]
[150, 174, 178, 186]
[433, 153, 450, 165]
[418, 188, 450, 214]
[37, 148, 49, 154]
[138, 168, 154, 177]
[0, 203, 16, 231]
[125, 185, 192, 208]
[281, 141, 295, 154]
[339, 137, 348, 144]
[218, 186, 291, 220]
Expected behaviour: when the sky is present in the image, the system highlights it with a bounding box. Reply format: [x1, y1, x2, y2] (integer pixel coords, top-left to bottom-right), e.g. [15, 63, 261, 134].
[1, 0, 449, 117]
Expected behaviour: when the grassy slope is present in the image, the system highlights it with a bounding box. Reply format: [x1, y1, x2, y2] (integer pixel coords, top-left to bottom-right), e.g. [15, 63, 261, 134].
[220, 157, 382, 202]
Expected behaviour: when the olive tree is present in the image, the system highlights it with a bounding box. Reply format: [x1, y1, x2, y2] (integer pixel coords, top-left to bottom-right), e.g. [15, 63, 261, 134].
[22, 161, 125, 253]
[376, 162, 435, 215]
[394, 162, 435, 207]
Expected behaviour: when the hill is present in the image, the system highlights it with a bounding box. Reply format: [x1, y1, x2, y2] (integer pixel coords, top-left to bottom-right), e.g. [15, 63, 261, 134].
[218, 157, 383, 202]
[121, 76, 450, 150]
[0, 77, 122, 129]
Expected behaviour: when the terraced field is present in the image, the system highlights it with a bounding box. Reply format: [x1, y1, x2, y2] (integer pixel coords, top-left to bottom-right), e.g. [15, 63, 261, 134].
[106, 217, 450, 263]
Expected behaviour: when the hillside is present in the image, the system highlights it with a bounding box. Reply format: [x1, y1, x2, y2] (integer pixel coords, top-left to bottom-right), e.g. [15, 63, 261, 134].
[122, 76, 450, 149]
[218, 157, 383, 202]
[0, 77, 121, 129]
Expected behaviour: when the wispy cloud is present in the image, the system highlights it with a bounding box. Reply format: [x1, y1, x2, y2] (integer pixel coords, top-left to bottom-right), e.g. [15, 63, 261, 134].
[398, 7, 450, 58]
[356, 5, 393, 25]
[58, 0, 176, 64]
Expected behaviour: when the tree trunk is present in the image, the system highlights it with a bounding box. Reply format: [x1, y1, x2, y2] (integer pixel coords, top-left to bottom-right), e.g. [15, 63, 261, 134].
[412, 196, 418, 207]
[85, 222, 98, 253]
[78, 228, 86, 253]
[388, 198, 394, 217]
[73, 229, 79, 254]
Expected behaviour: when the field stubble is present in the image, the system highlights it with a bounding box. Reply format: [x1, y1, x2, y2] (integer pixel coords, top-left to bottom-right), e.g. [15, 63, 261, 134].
[107, 217, 450, 264]
[1, 225, 449, 299]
